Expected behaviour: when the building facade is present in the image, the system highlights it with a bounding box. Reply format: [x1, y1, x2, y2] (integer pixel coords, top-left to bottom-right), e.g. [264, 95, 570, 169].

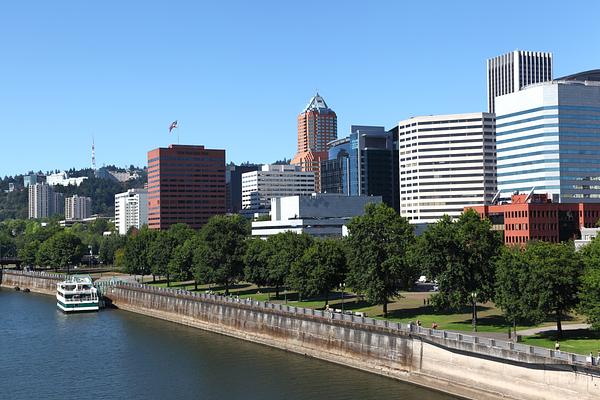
[496, 78, 600, 203]
[469, 193, 600, 245]
[115, 189, 148, 235]
[251, 193, 381, 238]
[321, 125, 399, 211]
[23, 174, 42, 188]
[487, 50, 552, 113]
[46, 171, 87, 187]
[241, 164, 315, 216]
[291, 93, 337, 192]
[147, 144, 226, 230]
[397, 112, 497, 224]
[65, 195, 92, 220]
[28, 183, 64, 219]
[226, 164, 260, 214]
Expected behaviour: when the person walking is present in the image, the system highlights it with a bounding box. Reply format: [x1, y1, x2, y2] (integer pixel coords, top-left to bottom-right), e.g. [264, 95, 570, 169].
[555, 341, 560, 352]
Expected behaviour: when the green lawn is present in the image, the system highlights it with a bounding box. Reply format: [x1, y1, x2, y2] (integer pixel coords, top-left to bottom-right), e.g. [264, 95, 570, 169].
[521, 329, 600, 355]
[143, 279, 599, 354]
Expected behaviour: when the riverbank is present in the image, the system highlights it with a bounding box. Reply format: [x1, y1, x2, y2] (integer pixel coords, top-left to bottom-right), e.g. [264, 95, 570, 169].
[3, 270, 600, 400]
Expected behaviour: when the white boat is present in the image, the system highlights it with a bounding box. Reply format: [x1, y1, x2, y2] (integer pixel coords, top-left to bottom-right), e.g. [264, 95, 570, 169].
[56, 275, 100, 312]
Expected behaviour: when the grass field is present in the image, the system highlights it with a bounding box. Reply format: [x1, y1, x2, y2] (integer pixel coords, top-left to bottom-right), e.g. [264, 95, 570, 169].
[144, 278, 599, 354]
[521, 329, 600, 356]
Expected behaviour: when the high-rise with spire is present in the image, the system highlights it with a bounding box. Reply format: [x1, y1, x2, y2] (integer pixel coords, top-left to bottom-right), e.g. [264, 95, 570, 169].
[291, 93, 337, 192]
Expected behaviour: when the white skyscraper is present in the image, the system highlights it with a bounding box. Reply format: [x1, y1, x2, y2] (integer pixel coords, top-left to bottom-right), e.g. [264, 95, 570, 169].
[65, 195, 92, 220]
[398, 112, 497, 224]
[28, 183, 64, 219]
[241, 164, 315, 215]
[114, 189, 148, 235]
[487, 50, 552, 113]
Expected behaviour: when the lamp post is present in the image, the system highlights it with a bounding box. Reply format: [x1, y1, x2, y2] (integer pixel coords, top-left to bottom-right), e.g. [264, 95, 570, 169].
[340, 282, 346, 312]
[471, 291, 478, 332]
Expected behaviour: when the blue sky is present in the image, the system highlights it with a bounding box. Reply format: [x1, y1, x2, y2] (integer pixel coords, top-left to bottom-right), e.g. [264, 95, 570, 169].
[1, 0, 599, 177]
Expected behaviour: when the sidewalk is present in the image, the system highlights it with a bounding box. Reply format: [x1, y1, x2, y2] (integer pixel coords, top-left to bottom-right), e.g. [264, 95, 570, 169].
[517, 323, 591, 337]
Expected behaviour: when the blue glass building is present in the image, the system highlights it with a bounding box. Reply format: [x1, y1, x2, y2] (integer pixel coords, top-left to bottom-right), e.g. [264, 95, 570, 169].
[321, 125, 398, 211]
[496, 71, 600, 203]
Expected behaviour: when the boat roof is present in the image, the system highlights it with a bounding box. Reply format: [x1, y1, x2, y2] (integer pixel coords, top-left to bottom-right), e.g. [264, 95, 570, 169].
[61, 275, 93, 284]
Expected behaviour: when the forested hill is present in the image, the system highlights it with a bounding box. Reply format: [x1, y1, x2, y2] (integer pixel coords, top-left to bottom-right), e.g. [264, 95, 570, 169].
[0, 167, 146, 221]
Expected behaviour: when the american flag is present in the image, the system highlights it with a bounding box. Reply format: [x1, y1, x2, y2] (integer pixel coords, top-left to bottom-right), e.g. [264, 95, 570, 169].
[169, 120, 178, 133]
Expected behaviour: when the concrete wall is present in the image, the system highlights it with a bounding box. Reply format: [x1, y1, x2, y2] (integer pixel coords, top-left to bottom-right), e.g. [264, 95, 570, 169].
[0, 270, 61, 295]
[3, 270, 600, 400]
[105, 283, 600, 400]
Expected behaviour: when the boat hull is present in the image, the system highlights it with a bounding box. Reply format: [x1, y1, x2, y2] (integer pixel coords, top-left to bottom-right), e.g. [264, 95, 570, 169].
[56, 299, 99, 312]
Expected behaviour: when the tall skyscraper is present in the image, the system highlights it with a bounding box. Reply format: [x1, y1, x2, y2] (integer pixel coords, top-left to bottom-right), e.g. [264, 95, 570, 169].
[496, 72, 600, 203]
[28, 183, 64, 219]
[397, 112, 497, 224]
[321, 125, 399, 211]
[115, 189, 148, 235]
[147, 144, 226, 230]
[487, 50, 552, 113]
[291, 93, 337, 192]
[65, 195, 92, 220]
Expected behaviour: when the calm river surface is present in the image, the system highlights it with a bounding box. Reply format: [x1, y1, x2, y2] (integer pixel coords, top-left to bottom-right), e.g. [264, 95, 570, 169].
[0, 288, 459, 400]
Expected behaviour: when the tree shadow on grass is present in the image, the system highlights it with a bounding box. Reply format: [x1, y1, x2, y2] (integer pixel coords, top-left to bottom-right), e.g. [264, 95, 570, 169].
[386, 304, 493, 320]
[531, 329, 600, 341]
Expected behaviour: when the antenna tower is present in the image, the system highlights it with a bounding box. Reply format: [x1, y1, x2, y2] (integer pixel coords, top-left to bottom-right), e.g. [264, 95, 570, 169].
[92, 137, 96, 171]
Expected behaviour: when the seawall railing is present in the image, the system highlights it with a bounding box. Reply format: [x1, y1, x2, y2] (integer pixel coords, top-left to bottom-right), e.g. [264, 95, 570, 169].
[5, 270, 594, 368]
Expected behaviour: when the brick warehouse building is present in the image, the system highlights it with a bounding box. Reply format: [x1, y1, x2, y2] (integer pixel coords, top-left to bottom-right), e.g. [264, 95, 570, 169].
[147, 144, 226, 230]
[468, 193, 600, 245]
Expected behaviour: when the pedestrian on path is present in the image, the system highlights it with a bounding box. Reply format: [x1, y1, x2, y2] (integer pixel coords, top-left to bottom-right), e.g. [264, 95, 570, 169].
[555, 341, 560, 352]
[596, 351, 600, 366]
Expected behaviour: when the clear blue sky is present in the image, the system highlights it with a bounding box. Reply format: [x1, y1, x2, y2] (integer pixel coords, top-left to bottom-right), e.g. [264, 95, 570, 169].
[1, 0, 600, 177]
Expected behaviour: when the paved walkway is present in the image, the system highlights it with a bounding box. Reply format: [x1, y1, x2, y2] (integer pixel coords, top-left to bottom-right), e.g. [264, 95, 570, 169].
[517, 323, 591, 336]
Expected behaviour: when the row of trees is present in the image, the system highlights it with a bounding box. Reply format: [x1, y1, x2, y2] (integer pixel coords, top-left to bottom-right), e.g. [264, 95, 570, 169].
[120, 205, 420, 316]
[3, 203, 600, 336]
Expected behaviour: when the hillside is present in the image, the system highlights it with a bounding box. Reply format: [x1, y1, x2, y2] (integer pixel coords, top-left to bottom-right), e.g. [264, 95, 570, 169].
[0, 167, 146, 221]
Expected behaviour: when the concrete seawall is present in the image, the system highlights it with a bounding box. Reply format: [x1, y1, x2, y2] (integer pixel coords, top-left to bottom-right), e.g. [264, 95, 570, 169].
[0, 269, 61, 295]
[3, 270, 600, 400]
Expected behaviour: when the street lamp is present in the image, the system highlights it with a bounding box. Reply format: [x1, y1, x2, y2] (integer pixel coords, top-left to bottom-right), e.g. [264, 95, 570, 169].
[340, 282, 346, 312]
[471, 291, 478, 332]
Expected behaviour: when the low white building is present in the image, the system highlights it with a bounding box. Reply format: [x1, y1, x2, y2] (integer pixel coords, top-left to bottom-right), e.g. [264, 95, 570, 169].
[114, 188, 148, 235]
[575, 227, 600, 250]
[241, 164, 315, 216]
[46, 171, 87, 187]
[65, 195, 92, 220]
[251, 193, 381, 238]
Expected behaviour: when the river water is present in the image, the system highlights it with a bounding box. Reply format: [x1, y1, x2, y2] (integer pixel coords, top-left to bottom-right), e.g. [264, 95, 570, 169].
[0, 288, 458, 400]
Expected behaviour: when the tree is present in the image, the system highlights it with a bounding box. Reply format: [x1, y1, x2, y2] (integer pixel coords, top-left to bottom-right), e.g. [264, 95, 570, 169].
[266, 232, 314, 298]
[244, 237, 272, 288]
[346, 203, 416, 317]
[35, 231, 85, 271]
[168, 237, 197, 288]
[413, 210, 502, 329]
[99, 234, 127, 265]
[494, 246, 544, 338]
[288, 239, 347, 304]
[18, 239, 40, 267]
[193, 215, 250, 295]
[148, 224, 195, 285]
[580, 237, 600, 330]
[523, 241, 582, 339]
[123, 227, 156, 277]
[148, 231, 179, 285]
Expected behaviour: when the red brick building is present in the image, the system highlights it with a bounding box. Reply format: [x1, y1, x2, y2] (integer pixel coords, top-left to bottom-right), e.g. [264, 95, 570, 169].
[468, 193, 600, 245]
[147, 144, 226, 230]
[291, 93, 337, 193]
